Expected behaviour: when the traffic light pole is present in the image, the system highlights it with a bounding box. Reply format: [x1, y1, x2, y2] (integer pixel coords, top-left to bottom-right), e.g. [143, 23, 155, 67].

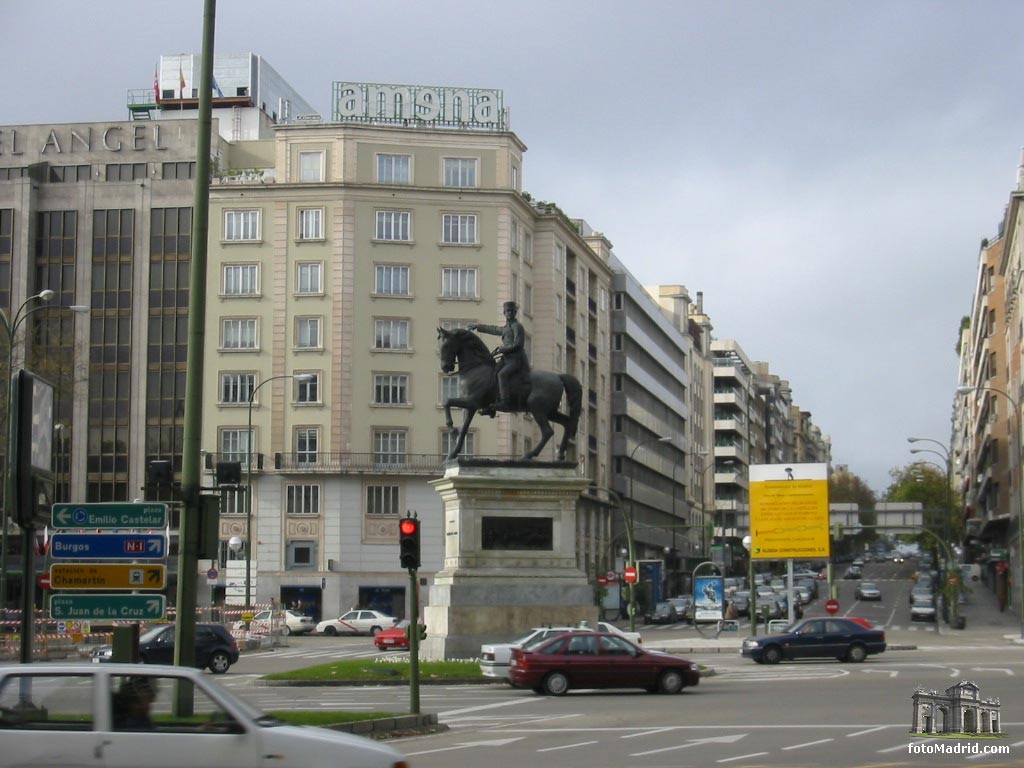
[407, 567, 420, 715]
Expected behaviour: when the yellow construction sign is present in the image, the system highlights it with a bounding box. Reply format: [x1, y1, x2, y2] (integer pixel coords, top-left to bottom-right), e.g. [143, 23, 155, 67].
[50, 563, 166, 590]
[748, 463, 830, 560]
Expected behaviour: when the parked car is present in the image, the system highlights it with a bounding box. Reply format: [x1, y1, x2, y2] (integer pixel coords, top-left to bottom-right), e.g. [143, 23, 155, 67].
[741, 617, 887, 664]
[0, 663, 409, 768]
[373, 619, 425, 650]
[793, 585, 812, 605]
[910, 594, 937, 622]
[729, 591, 750, 617]
[316, 610, 397, 636]
[508, 631, 700, 695]
[232, 609, 315, 636]
[855, 582, 882, 601]
[644, 601, 679, 624]
[90, 623, 239, 674]
[909, 585, 932, 604]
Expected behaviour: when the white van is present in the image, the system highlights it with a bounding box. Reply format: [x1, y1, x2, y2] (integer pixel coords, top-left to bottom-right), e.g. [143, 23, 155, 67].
[960, 563, 982, 585]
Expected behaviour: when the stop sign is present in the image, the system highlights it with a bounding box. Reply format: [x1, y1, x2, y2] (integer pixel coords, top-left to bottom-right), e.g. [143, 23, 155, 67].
[37, 572, 51, 590]
[624, 566, 638, 584]
[824, 598, 839, 615]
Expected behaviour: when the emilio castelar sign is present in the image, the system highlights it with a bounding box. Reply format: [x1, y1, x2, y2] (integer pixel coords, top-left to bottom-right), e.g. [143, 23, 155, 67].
[332, 81, 505, 129]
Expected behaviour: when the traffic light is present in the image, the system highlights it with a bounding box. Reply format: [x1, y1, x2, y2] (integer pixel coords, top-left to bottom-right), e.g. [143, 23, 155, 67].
[399, 517, 421, 569]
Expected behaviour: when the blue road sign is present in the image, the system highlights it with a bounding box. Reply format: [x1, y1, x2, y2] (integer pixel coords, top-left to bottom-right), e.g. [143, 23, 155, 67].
[50, 533, 166, 560]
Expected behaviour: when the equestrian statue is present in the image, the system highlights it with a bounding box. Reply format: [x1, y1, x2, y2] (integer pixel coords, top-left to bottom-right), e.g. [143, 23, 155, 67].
[438, 301, 582, 461]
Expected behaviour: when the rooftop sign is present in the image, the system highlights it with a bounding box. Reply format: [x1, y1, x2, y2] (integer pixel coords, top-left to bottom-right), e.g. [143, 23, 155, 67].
[332, 82, 505, 130]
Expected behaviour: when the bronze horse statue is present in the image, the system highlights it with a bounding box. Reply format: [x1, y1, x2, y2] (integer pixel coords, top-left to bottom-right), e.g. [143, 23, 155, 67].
[438, 327, 582, 461]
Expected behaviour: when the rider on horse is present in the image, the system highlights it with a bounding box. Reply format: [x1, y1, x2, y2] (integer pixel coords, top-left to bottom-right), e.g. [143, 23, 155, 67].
[469, 301, 530, 416]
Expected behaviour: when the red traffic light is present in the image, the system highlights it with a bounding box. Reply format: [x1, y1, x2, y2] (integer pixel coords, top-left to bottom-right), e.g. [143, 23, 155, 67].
[399, 519, 418, 535]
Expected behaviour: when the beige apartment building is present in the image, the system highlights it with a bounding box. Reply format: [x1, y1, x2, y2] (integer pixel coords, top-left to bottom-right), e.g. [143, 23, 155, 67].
[204, 83, 613, 616]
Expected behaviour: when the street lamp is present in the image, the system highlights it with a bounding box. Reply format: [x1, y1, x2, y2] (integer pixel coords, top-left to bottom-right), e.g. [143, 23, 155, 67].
[0, 291, 87, 613]
[626, 434, 673, 631]
[245, 372, 313, 609]
[956, 385, 1024, 640]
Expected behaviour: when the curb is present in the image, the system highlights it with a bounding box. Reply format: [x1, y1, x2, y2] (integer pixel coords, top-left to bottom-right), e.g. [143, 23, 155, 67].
[326, 712, 447, 738]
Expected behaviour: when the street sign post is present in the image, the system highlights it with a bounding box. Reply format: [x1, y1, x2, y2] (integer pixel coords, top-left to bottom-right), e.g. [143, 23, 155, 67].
[51, 502, 168, 529]
[50, 533, 166, 560]
[50, 594, 167, 621]
[50, 564, 166, 590]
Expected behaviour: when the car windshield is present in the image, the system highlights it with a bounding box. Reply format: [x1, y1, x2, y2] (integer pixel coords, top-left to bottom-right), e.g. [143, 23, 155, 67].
[139, 625, 170, 642]
[522, 631, 571, 649]
[861, 583, 878, 590]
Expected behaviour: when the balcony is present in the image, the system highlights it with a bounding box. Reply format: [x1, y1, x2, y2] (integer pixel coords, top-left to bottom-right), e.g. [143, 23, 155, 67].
[588, 297, 597, 315]
[566, 277, 576, 297]
[566, 326, 576, 347]
[588, 388, 598, 408]
[588, 342, 598, 361]
[274, 452, 448, 474]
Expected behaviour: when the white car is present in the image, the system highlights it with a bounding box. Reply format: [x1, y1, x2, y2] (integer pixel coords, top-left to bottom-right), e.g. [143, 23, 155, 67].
[317, 609, 397, 636]
[0, 662, 409, 768]
[233, 609, 315, 636]
[479, 621, 643, 679]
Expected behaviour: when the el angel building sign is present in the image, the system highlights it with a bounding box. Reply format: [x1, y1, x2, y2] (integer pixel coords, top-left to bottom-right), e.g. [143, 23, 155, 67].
[748, 463, 830, 560]
[332, 81, 506, 129]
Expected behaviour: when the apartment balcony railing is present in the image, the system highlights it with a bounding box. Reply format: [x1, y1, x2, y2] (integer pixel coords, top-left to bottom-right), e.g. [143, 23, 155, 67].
[274, 452, 449, 474]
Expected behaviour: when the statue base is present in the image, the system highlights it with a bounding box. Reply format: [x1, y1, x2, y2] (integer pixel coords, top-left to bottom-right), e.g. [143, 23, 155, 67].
[420, 459, 598, 660]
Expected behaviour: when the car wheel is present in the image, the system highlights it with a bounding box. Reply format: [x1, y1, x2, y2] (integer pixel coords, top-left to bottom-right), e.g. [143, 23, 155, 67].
[370, 626, 383, 636]
[846, 644, 867, 663]
[658, 669, 685, 694]
[324, 626, 337, 636]
[284, 626, 293, 636]
[762, 646, 782, 665]
[542, 671, 570, 696]
[208, 651, 231, 674]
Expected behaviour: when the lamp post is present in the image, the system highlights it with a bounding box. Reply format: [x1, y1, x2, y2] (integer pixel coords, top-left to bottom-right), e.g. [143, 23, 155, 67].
[626, 434, 672, 631]
[0, 291, 87, 614]
[908, 441, 954, 541]
[245, 372, 313, 609]
[956, 385, 1024, 639]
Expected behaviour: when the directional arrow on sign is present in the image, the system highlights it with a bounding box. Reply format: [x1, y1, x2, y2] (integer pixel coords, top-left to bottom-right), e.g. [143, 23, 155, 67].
[146, 568, 162, 586]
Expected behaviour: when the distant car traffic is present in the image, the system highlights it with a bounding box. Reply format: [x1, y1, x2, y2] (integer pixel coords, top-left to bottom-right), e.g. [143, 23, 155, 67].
[843, 566, 862, 579]
[0, 663, 409, 768]
[232, 609, 315, 636]
[316, 610, 397, 636]
[480, 622, 642, 679]
[509, 631, 699, 695]
[855, 582, 882, 601]
[644, 602, 679, 624]
[741, 617, 887, 664]
[910, 595, 937, 622]
[91, 623, 239, 674]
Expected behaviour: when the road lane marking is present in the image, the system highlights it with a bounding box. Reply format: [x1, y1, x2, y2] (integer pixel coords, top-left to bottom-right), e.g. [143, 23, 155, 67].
[630, 735, 746, 757]
[971, 667, 1014, 676]
[620, 727, 679, 739]
[440, 698, 543, 717]
[847, 725, 889, 737]
[783, 737, 834, 750]
[537, 741, 598, 752]
[718, 752, 769, 763]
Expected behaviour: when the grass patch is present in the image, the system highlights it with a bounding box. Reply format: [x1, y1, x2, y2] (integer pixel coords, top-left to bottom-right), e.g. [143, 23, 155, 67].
[264, 658, 483, 682]
[267, 711, 400, 726]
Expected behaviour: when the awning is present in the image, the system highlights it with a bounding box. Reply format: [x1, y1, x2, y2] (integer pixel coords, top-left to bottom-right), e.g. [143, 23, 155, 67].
[980, 515, 1011, 542]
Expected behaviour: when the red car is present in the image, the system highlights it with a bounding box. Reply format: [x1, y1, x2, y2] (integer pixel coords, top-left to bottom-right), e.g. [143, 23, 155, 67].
[373, 619, 422, 650]
[509, 631, 699, 696]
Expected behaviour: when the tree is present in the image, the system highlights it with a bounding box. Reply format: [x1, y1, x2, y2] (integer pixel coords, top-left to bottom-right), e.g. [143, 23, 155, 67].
[885, 463, 958, 547]
[829, 467, 877, 556]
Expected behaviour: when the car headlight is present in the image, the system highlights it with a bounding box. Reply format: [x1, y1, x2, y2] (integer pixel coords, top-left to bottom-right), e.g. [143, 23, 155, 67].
[743, 640, 760, 649]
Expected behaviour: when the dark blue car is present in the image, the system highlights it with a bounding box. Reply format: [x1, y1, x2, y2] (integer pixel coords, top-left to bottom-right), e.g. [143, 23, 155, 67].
[741, 617, 886, 664]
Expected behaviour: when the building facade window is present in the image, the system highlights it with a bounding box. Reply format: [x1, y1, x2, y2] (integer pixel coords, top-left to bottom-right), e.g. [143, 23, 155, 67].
[224, 210, 260, 241]
[375, 210, 411, 241]
[373, 319, 409, 350]
[374, 264, 410, 296]
[286, 541, 317, 570]
[219, 428, 250, 464]
[366, 484, 400, 516]
[49, 165, 91, 182]
[223, 263, 258, 295]
[298, 208, 323, 240]
[443, 157, 477, 188]
[377, 154, 411, 184]
[298, 151, 324, 182]
[442, 213, 477, 244]
[286, 484, 320, 515]
[295, 427, 319, 464]
[441, 429, 474, 457]
[296, 372, 320, 403]
[295, 316, 322, 349]
[296, 262, 322, 294]
[523, 231, 533, 264]
[106, 163, 147, 181]
[373, 429, 407, 464]
[162, 161, 195, 180]
[441, 267, 477, 298]
[440, 374, 459, 403]
[222, 318, 257, 349]
[374, 373, 409, 405]
[220, 372, 255, 404]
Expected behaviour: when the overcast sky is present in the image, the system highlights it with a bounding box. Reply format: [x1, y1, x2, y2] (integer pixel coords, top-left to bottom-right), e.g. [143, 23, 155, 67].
[6, 1, 1023, 494]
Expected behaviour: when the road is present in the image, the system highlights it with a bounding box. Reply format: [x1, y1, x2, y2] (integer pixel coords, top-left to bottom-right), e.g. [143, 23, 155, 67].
[212, 559, 1024, 767]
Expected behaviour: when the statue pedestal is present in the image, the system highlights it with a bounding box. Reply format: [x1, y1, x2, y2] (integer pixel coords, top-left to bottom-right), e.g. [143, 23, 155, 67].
[421, 460, 598, 660]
